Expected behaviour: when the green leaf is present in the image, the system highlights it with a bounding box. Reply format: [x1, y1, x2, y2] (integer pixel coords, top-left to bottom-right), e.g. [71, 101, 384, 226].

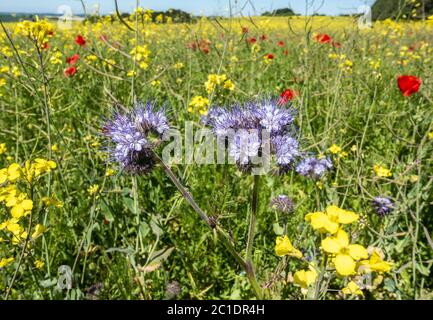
[273, 222, 284, 235]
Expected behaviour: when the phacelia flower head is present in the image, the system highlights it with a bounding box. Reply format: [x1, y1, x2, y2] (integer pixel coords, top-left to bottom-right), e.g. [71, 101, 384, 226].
[371, 196, 394, 216]
[204, 99, 299, 172]
[102, 101, 169, 174]
[270, 195, 294, 214]
[296, 157, 333, 179]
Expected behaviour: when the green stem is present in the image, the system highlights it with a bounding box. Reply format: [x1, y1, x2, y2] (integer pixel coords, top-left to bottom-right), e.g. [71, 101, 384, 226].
[244, 175, 262, 299]
[246, 175, 260, 260]
[154, 153, 262, 298]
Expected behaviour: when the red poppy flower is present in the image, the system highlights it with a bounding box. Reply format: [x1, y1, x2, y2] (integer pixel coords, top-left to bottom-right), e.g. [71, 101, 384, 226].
[64, 66, 77, 77]
[265, 53, 274, 60]
[247, 37, 257, 44]
[242, 27, 249, 34]
[277, 41, 285, 47]
[187, 39, 210, 54]
[75, 35, 86, 46]
[315, 33, 332, 44]
[41, 42, 49, 50]
[314, 33, 341, 47]
[278, 88, 299, 105]
[260, 34, 268, 41]
[283, 49, 289, 56]
[66, 53, 79, 65]
[397, 75, 422, 97]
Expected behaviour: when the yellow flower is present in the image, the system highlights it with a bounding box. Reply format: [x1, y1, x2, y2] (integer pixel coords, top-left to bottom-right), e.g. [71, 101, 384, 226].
[293, 265, 317, 290]
[127, 70, 136, 77]
[305, 205, 358, 234]
[373, 165, 392, 178]
[358, 248, 392, 274]
[51, 144, 59, 152]
[0, 168, 7, 184]
[428, 131, 433, 140]
[223, 79, 235, 91]
[321, 229, 368, 276]
[15, 19, 54, 47]
[204, 74, 230, 94]
[33, 158, 56, 175]
[41, 196, 63, 208]
[0, 65, 10, 73]
[7, 163, 21, 182]
[275, 235, 302, 258]
[85, 54, 97, 62]
[173, 62, 184, 69]
[31, 224, 47, 239]
[188, 96, 209, 115]
[34, 260, 45, 269]
[0, 143, 7, 154]
[328, 144, 342, 154]
[0, 257, 15, 268]
[50, 51, 63, 65]
[6, 193, 33, 218]
[105, 168, 116, 177]
[151, 80, 161, 87]
[342, 281, 363, 296]
[88, 184, 100, 195]
[0, 185, 17, 202]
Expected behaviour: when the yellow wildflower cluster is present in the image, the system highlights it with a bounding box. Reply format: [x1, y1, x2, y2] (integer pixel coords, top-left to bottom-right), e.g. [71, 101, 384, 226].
[50, 51, 63, 65]
[0, 256, 14, 268]
[204, 74, 235, 94]
[303, 205, 392, 296]
[327, 144, 348, 159]
[328, 53, 353, 73]
[373, 165, 392, 178]
[188, 95, 209, 115]
[15, 18, 54, 47]
[0, 159, 55, 247]
[87, 184, 100, 196]
[130, 45, 151, 70]
[131, 7, 154, 23]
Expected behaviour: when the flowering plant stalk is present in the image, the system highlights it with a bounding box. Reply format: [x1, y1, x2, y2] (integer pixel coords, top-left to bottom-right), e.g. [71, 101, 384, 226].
[102, 102, 265, 298]
[153, 152, 263, 298]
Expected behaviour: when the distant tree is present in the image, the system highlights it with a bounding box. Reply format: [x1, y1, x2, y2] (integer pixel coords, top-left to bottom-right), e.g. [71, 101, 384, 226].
[262, 8, 296, 16]
[372, 0, 433, 20]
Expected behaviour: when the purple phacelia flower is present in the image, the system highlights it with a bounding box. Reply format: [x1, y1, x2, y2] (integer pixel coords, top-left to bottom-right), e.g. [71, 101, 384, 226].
[371, 196, 394, 216]
[272, 135, 300, 166]
[204, 99, 299, 171]
[295, 157, 333, 179]
[103, 102, 169, 174]
[257, 103, 294, 133]
[270, 195, 294, 214]
[228, 130, 261, 165]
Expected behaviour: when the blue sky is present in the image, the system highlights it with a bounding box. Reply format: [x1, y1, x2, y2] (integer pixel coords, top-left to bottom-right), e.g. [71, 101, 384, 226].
[0, 0, 376, 16]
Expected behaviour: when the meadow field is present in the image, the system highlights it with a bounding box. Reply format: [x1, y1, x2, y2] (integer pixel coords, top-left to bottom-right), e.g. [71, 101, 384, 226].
[0, 11, 433, 300]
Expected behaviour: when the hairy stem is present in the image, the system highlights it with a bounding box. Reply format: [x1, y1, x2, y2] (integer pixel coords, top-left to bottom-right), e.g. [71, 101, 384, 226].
[154, 153, 262, 298]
